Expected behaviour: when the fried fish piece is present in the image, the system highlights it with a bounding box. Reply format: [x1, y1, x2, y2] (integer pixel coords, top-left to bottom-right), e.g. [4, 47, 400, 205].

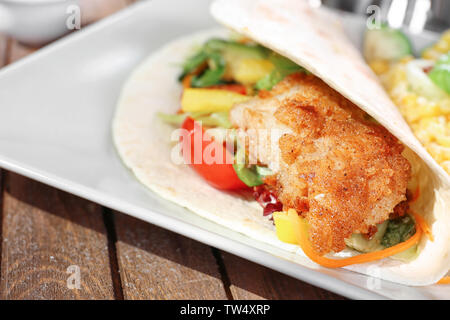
[230, 73, 411, 255]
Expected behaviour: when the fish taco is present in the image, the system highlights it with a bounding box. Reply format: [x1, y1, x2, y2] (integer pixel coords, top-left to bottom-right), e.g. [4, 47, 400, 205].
[113, 0, 450, 286]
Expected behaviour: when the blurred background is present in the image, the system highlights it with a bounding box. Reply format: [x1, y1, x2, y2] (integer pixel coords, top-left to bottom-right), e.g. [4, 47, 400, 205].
[0, 0, 449, 47]
[321, 0, 450, 33]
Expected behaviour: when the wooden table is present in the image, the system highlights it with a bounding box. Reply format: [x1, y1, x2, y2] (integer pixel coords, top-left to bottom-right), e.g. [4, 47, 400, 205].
[0, 0, 344, 300]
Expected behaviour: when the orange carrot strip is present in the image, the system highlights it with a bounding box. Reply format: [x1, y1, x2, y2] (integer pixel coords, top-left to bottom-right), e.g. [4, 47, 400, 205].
[182, 74, 193, 89]
[437, 277, 450, 285]
[411, 211, 434, 242]
[287, 210, 423, 268]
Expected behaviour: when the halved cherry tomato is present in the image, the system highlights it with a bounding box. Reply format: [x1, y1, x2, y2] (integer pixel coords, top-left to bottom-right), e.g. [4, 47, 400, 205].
[180, 117, 248, 190]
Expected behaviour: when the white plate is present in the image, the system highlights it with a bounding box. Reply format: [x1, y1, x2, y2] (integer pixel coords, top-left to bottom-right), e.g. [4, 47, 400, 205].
[0, 0, 448, 300]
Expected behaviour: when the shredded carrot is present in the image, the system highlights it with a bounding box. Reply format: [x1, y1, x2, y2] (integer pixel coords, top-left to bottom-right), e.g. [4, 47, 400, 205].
[411, 211, 434, 242]
[182, 74, 193, 89]
[287, 209, 423, 268]
[438, 276, 450, 285]
[411, 186, 420, 203]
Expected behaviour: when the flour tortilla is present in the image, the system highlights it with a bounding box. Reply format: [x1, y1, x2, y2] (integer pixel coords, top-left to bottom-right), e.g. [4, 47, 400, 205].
[113, 1, 450, 286]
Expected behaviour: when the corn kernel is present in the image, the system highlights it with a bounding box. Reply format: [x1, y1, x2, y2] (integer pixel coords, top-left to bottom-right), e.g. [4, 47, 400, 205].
[438, 100, 450, 114]
[399, 56, 414, 64]
[436, 135, 450, 148]
[428, 143, 450, 162]
[369, 59, 389, 75]
[441, 161, 450, 175]
[422, 49, 441, 61]
[385, 67, 406, 89]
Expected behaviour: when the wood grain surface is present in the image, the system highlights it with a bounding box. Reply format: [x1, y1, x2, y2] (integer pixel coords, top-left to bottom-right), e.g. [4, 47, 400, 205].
[0, 34, 7, 67]
[0, 0, 344, 300]
[0, 173, 114, 299]
[114, 213, 228, 300]
[220, 252, 344, 300]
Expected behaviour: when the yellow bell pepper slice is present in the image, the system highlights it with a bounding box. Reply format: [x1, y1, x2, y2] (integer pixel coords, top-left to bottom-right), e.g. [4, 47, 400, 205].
[273, 211, 298, 244]
[181, 88, 251, 113]
[230, 58, 274, 85]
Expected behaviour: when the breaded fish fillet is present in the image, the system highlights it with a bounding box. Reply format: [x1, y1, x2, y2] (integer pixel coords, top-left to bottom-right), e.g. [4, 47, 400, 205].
[230, 74, 411, 255]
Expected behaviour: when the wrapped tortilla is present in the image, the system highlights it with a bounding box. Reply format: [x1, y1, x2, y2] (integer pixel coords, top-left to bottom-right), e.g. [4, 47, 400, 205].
[113, 0, 450, 285]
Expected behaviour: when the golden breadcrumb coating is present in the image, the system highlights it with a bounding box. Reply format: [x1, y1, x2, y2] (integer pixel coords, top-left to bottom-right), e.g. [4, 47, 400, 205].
[231, 73, 411, 254]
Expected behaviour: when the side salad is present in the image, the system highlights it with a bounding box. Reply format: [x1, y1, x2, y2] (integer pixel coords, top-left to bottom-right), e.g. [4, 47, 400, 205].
[364, 27, 450, 175]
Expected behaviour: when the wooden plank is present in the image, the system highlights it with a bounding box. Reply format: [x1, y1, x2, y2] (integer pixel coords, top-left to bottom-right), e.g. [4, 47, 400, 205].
[114, 213, 228, 300]
[0, 34, 7, 66]
[221, 252, 345, 300]
[0, 170, 3, 279]
[0, 173, 115, 299]
[0, 0, 129, 300]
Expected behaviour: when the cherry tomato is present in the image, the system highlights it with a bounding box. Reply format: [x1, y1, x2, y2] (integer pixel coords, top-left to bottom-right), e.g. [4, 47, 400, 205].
[180, 117, 248, 190]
